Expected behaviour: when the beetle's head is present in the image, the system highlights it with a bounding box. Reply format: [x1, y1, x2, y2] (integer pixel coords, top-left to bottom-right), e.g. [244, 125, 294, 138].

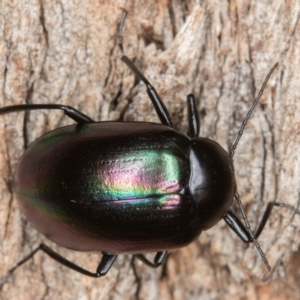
[189, 137, 236, 230]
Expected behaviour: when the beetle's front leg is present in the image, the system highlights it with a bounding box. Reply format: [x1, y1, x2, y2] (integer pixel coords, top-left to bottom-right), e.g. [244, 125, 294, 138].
[135, 251, 167, 268]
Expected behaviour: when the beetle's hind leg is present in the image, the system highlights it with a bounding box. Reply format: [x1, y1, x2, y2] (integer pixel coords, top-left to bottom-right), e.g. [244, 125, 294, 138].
[135, 251, 167, 268]
[0, 244, 117, 288]
[0, 104, 95, 123]
[118, 11, 173, 128]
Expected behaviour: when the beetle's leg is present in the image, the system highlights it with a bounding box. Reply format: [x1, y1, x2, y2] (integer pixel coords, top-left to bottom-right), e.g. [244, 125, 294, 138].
[253, 202, 300, 238]
[0, 243, 116, 286]
[0, 104, 94, 123]
[224, 201, 300, 242]
[40, 245, 116, 277]
[118, 11, 173, 128]
[223, 210, 252, 242]
[135, 251, 167, 268]
[187, 94, 200, 138]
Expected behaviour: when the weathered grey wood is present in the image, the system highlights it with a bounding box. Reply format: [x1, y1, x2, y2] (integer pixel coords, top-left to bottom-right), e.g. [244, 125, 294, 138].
[0, 1, 300, 299]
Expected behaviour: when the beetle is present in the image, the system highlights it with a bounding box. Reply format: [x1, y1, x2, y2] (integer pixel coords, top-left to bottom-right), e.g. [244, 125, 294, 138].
[0, 11, 299, 284]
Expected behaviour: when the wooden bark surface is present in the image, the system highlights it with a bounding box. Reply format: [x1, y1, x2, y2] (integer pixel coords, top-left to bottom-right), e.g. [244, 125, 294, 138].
[0, 1, 300, 299]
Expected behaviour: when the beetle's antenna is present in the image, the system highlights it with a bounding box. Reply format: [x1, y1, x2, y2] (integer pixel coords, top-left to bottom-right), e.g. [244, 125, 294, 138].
[230, 63, 278, 158]
[229, 64, 278, 271]
[273, 202, 300, 214]
[235, 192, 271, 272]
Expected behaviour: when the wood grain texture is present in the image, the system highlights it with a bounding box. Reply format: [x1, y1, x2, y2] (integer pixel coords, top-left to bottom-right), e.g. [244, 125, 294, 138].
[0, 1, 300, 299]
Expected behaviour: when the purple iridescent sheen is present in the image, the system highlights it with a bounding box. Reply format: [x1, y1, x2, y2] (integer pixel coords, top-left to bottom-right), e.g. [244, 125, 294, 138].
[14, 122, 201, 253]
[13, 121, 235, 254]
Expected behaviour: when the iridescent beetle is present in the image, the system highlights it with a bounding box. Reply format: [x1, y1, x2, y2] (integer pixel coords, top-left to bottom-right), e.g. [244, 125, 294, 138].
[1, 11, 299, 284]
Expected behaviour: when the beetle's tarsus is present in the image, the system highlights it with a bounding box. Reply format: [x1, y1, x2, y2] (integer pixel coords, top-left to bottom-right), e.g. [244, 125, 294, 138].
[135, 251, 168, 269]
[0, 246, 40, 290]
[117, 10, 173, 128]
[0, 104, 94, 123]
[118, 10, 127, 57]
